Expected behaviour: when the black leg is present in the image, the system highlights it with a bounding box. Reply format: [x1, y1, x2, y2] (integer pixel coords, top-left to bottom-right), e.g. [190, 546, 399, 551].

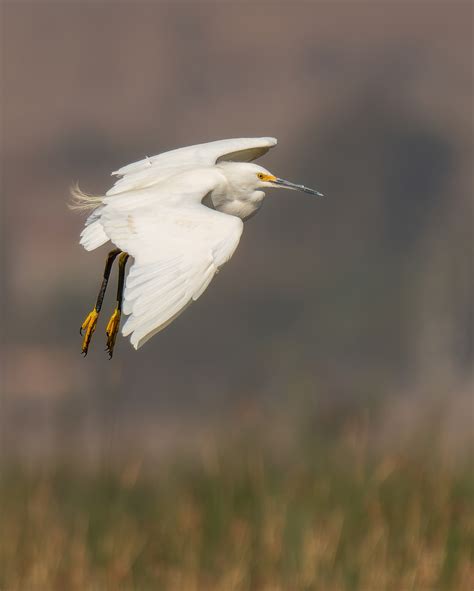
[116, 252, 130, 312]
[105, 252, 130, 358]
[95, 248, 122, 313]
[80, 248, 121, 356]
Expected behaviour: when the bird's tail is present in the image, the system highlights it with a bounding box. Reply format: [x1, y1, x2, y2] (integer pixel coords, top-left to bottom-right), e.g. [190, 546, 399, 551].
[68, 183, 104, 211]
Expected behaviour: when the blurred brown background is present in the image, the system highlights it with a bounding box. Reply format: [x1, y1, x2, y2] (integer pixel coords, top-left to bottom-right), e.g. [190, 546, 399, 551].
[2, 2, 472, 462]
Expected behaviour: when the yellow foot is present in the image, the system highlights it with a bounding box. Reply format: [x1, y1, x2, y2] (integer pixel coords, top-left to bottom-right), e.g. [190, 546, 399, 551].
[80, 309, 99, 356]
[105, 308, 121, 359]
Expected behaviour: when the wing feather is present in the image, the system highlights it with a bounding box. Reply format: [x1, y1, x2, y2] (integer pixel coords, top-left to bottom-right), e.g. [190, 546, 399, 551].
[99, 169, 243, 348]
[79, 206, 109, 250]
[107, 137, 277, 196]
[78, 138, 275, 256]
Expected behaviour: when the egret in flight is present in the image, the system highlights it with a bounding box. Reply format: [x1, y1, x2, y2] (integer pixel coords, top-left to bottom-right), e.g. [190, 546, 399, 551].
[73, 137, 323, 357]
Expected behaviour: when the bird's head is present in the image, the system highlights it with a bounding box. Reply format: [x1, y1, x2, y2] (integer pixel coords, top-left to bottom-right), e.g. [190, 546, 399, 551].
[218, 162, 323, 197]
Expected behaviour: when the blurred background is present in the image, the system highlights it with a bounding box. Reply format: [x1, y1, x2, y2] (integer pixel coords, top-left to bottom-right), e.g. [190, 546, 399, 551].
[1, 2, 473, 590]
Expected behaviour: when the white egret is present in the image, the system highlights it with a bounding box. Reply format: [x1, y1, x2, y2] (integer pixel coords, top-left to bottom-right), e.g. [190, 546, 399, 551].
[73, 137, 323, 357]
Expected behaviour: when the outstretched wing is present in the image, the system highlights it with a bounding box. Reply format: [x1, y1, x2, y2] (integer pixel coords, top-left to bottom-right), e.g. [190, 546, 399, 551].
[99, 168, 243, 349]
[107, 137, 277, 196]
[79, 137, 276, 250]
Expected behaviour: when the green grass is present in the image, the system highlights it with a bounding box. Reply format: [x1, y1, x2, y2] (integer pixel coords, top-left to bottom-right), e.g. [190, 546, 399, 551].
[0, 428, 473, 590]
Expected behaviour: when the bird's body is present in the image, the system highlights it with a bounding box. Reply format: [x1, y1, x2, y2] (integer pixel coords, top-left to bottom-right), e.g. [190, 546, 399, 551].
[74, 137, 322, 354]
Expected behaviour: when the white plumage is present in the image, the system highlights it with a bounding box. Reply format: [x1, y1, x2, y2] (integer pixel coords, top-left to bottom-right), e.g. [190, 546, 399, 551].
[76, 137, 322, 350]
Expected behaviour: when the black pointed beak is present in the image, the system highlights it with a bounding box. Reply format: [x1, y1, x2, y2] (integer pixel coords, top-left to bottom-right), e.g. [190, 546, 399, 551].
[272, 178, 324, 197]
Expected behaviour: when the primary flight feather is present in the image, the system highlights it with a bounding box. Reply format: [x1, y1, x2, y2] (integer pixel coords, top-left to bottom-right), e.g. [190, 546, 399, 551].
[74, 137, 323, 356]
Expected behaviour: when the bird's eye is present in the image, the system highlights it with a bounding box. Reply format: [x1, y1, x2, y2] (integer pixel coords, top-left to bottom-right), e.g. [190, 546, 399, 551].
[257, 173, 265, 180]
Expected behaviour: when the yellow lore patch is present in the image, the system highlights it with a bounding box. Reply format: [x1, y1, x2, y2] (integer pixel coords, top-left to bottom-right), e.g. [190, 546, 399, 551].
[257, 172, 277, 182]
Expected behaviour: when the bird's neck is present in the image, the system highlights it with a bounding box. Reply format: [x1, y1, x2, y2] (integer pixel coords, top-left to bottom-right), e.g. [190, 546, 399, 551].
[210, 185, 265, 221]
